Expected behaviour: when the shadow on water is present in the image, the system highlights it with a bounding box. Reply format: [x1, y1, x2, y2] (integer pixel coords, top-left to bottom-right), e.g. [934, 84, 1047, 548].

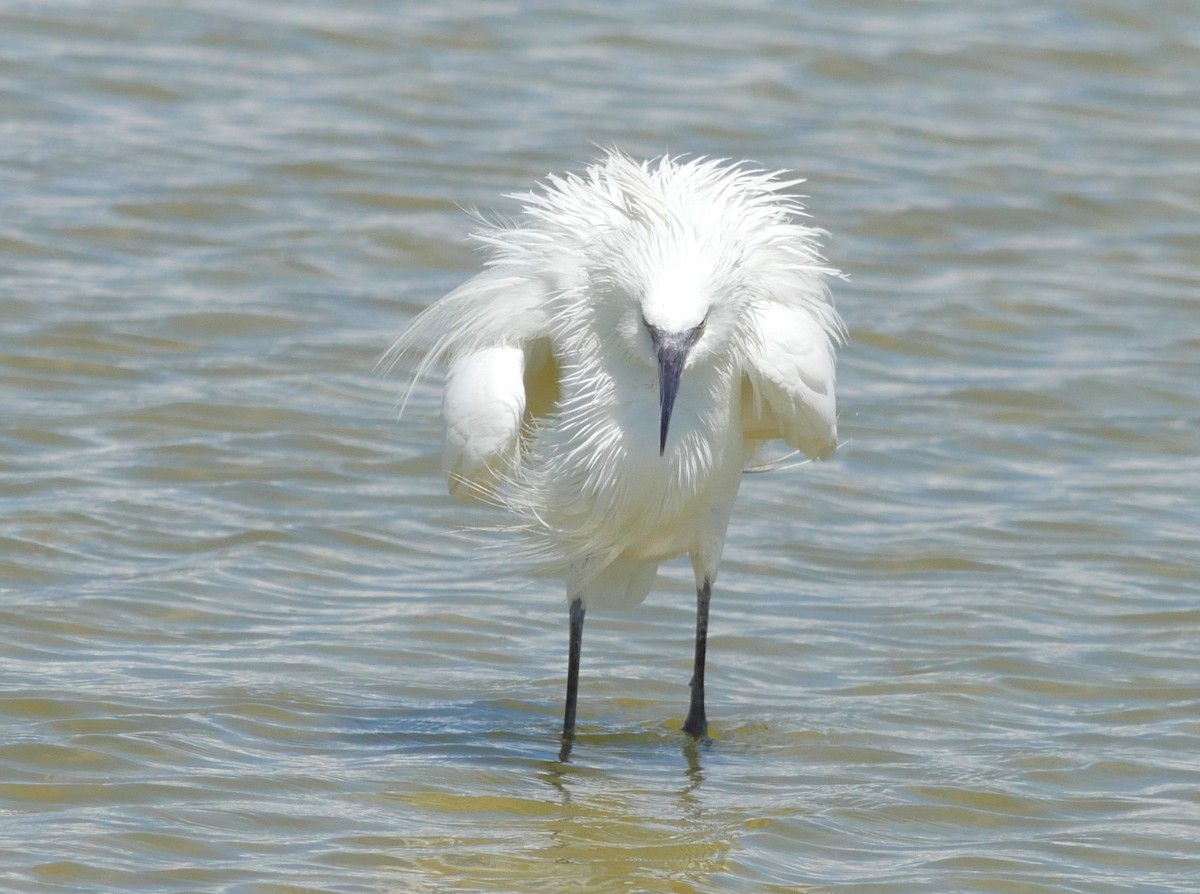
[340, 700, 564, 765]
[343, 699, 720, 771]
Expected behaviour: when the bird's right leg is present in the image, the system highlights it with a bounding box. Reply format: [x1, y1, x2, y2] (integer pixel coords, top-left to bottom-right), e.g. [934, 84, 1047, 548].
[562, 596, 585, 742]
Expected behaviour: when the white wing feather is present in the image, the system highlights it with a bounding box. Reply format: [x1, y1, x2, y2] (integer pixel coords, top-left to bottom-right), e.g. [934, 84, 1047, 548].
[382, 268, 558, 500]
[744, 301, 840, 459]
[380, 270, 551, 414]
[442, 345, 526, 498]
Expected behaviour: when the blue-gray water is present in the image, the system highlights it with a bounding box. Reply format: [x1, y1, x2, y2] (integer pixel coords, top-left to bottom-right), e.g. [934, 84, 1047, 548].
[2, 2, 1198, 891]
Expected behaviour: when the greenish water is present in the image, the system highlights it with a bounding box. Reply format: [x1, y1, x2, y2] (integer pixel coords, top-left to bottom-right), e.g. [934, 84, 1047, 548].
[2, 1, 1198, 891]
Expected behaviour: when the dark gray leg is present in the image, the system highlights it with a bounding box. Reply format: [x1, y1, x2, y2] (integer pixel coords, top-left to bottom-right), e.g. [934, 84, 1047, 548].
[682, 578, 711, 739]
[562, 597, 585, 742]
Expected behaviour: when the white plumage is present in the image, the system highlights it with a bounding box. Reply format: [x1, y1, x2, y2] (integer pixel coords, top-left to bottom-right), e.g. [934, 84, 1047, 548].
[386, 151, 843, 746]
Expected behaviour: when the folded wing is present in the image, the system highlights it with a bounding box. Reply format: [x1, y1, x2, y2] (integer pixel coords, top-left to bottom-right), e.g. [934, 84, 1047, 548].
[442, 345, 526, 497]
[442, 337, 560, 498]
[742, 301, 839, 459]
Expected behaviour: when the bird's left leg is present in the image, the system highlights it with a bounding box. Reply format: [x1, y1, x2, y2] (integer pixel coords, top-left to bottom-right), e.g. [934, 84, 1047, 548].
[562, 596, 585, 742]
[685, 500, 734, 740]
[682, 577, 711, 739]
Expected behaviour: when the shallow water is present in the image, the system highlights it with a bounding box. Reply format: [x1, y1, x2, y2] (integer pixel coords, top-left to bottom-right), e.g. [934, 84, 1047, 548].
[2, 1, 1199, 891]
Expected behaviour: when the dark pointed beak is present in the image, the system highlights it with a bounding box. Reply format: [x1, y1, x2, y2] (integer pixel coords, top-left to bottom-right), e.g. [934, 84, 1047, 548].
[648, 323, 706, 456]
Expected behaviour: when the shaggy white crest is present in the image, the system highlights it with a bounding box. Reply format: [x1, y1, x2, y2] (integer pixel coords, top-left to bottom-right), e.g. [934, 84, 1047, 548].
[384, 150, 844, 744]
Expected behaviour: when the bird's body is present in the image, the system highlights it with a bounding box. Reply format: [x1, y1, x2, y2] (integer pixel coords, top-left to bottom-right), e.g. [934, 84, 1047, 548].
[387, 151, 842, 747]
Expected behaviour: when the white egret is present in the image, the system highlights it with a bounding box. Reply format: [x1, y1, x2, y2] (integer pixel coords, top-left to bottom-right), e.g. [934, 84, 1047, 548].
[386, 151, 843, 747]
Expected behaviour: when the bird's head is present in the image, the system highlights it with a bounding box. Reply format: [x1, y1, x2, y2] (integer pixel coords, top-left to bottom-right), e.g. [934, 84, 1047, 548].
[599, 233, 748, 456]
[537, 152, 832, 459]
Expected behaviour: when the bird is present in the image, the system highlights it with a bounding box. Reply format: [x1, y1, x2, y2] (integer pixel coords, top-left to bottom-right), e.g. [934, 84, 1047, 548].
[385, 150, 843, 750]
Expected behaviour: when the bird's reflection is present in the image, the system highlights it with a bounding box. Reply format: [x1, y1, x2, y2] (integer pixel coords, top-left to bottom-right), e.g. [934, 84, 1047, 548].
[542, 726, 709, 801]
[681, 734, 707, 797]
[557, 732, 574, 764]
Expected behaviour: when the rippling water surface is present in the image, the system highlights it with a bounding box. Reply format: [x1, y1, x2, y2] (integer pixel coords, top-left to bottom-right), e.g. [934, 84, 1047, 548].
[2, 1, 1199, 891]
